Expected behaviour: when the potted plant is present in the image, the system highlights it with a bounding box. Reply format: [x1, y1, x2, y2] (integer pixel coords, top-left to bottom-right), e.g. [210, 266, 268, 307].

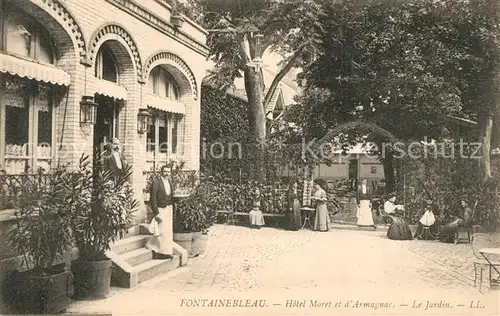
[194, 183, 218, 255]
[5, 166, 75, 313]
[173, 186, 206, 257]
[170, 0, 185, 28]
[69, 153, 138, 300]
[170, 14, 185, 28]
[202, 182, 218, 234]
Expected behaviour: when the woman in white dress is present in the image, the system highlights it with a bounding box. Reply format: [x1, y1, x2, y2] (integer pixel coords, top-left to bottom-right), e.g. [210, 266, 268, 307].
[147, 165, 175, 259]
[248, 188, 265, 228]
[356, 178, 376, 228]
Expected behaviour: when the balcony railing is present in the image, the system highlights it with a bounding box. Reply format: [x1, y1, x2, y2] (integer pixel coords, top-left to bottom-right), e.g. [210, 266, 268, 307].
[0, 173, 51, 211]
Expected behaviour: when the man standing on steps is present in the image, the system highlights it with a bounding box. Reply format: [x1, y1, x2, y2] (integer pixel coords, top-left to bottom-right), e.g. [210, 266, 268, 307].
[102, 137, 127, 181]
[147, 164, 175, 259]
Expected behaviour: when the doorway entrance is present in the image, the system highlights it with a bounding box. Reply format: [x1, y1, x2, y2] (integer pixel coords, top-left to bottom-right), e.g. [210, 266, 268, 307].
[348, 159, 358, 191]
[93, 94, 120, 159]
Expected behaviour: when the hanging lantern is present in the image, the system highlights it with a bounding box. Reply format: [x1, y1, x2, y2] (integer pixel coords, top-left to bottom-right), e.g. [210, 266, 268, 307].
[80, 95, 97, 125]
[137, 108, 152, 134]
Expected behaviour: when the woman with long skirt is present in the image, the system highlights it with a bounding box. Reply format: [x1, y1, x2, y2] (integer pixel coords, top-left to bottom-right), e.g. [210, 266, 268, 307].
[286, 180, 302, 230]
[356, 178, 376, 228]
[384, 194, 413, 240]
[312, 179, 329, 232]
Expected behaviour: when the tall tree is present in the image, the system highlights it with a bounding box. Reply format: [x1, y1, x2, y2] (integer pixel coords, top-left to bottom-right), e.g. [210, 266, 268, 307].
[479, 0, 500, 181]
[190, 0, 324, 181]
[296, 0, 500, 188]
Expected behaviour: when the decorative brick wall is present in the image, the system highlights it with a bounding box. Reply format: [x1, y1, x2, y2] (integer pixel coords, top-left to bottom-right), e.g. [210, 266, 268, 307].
[0, 0, 208, 278]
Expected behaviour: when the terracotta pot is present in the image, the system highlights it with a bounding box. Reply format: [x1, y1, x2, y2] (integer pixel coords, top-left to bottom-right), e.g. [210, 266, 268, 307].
[173, 232, 193, 254]
[170, 15, 185, 27]
[7, 266, 73, 313]
[72, 259, 112, 300]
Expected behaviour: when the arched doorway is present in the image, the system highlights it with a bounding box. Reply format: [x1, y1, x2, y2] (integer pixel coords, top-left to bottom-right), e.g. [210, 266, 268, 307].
[90, 38, 135, 162]
[309, 122, 401, 223]
[93, 42, 121, 150]
[317, 121, 400, 192]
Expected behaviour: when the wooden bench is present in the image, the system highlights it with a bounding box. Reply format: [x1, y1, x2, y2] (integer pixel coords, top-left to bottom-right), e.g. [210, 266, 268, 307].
[216, 210, 285, 217]
[216, 210, 286, 226]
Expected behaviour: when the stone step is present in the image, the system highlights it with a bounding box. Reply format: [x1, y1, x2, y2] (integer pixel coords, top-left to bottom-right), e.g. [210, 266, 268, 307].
[121, 248, 153, 266]
[123, 225, 141, 238]
[132, 255, 181, 284]
[111, 235, 149, 255]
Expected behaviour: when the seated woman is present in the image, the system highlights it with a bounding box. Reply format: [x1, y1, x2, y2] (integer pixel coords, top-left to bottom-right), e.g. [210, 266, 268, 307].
[384, 194, 413, 240]
[248, 188, 265, 229]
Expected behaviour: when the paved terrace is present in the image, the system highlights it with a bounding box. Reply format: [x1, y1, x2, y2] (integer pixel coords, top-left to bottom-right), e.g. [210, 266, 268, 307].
[68, 225, 500, 316]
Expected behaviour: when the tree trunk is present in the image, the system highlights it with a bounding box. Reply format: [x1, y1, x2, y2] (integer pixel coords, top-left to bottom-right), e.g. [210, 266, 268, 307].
[244, 68, 267, 182]
[480, 113, 493, 182]
[485, 0, 500, 180]
[493, 108, 500, 149]
[382, 150, 396, 193]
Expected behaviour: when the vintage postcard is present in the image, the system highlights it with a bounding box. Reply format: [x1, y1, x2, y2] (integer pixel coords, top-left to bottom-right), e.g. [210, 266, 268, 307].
[0, 0, 499, 315]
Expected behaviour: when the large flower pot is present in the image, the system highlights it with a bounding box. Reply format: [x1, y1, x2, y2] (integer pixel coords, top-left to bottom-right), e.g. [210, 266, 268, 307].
[190, 231, 208, 257]
[6, 266, 73, 314]
[71, 259, 112, 300]
[174, 232, 193, 254]
[170, 15, 185, 28]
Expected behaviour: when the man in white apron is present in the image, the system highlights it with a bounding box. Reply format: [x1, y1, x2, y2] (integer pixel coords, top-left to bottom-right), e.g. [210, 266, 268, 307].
[147, 164, 174, 259]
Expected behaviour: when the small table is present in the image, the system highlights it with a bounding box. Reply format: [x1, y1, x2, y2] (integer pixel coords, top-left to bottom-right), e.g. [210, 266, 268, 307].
[414, 225, 439, 240]
[479, 248, 500, 287]
[301, 207, 315, 230]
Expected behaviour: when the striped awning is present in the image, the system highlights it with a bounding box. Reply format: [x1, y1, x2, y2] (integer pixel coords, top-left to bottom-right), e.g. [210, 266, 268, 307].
[94, 79, 128, 100]
[0, 52, 71, 86]
[146, 94, 185, 115]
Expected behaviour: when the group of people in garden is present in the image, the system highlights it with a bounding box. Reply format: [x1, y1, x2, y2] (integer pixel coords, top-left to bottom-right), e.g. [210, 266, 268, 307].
[247, 176, 419, 240]
[248, 178, 331, 231]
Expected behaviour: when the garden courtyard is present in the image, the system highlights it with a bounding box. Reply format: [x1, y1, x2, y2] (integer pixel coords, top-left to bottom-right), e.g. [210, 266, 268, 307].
[67, 224, 500, 316]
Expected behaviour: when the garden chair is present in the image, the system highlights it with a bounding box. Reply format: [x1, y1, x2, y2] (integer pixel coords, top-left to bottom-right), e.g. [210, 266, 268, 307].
[470, 233, 500, 292]
[377, 203, 393, 225]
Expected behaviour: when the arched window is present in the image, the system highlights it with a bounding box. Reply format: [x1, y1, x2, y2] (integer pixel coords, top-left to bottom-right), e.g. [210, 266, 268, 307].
[2, 10, 54, 63]
[0, 8, 56, 175]
[145, 66, 182, 167]
[148, 67, 180, 100]
[95, 44, 118, 83]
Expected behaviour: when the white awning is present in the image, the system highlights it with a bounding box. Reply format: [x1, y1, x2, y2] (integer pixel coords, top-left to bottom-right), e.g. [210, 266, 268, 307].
[94, 79, 128, 100]
[0, 52, 71, 86]
[146, 94, 185, 115]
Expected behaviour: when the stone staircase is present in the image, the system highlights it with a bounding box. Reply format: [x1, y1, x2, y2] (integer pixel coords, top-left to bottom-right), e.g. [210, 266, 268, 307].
[106, 224, 188, 288]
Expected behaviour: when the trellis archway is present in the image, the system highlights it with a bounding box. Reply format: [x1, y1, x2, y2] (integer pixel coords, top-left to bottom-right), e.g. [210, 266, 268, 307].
[318, 121, 400, 146]
[311, 121, 402, 197]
